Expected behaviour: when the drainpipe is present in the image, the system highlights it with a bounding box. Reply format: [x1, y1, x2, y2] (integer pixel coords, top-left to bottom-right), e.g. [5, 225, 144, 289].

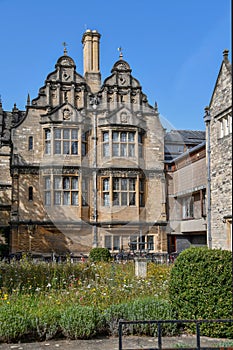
[90, 95, 99, 247]
[204, 106, 212, 249]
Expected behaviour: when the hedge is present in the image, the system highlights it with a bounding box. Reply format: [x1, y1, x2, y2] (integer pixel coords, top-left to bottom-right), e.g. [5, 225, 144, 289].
[168, 247, 233, 338]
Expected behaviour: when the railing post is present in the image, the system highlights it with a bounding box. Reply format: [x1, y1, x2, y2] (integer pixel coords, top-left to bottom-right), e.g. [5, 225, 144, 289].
[158, 321, 162, 350]
[196, 321, 201, 350]
[119, 321, 122, 350]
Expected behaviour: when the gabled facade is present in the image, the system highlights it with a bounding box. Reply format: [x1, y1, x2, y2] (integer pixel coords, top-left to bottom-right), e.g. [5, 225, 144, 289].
[0, 31, 231, 257]
[204, 49, 232, 250]
[0, 30, 167, 256]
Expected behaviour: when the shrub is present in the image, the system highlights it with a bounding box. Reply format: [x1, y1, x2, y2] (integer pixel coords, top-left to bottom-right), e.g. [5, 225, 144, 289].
[168, 247, 233, 338]
[59, 305, 105, 339]
[0, 303, 30, 342]
[104, 297, 178, 336]
[89, 248, 111, 262]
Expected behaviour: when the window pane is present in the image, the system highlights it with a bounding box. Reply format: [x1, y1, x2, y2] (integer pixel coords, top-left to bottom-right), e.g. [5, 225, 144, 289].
[28, 136, 33, 150]
[138, 144, 143, 158]
[45, 192, 51, 206]
[112, 131, 119, 141]
[147, 235, 154, 250]
[71, 141, 78, 154]
[82, 143, 87, 156]
[103, 193, 110, 206]
[71, 192, 78, 205]
[45, 129, 51, 140]
[54, 191, 61, 205]
[128, 132, 135, 142]
[113, 178, 119, 190]
[45, 142, 51, 155]
[54, 177, 62, 189]
[105, 236, 112, 249]
[63, 129, 70, 139]
[54, 141, 61, 154]
[45, 177, 51, 190]
[121, 179, 127, 190]
[82, 178, 88, 191]
[120, 132, 127, 142]
[113, 192, 119, 206]
[113, 143, 119, 156]
[82, 192, 88, 206]
[129, 144, 135, 156]
[103, 178, 109, 191]
[120, 144, 127, 156]
[103, 143, 109, 157]
[71, 129, 78, 139]
[129, 193, 135, 206]
[54, 129, 61, 139]
[72, 177, 78, 189]
[138, 133, 142, 143]
[63, 141, 70, 154]
[113, 236, 120, 250]
[63, 177, 70, 189]
[129, 179, 135, 191]
[63, 191, 70, 205]
[121, 192, 127, 205]
[103, 132, 109, 142]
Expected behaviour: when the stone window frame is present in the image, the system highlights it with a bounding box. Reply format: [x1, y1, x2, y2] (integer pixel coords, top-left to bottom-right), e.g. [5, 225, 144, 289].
[218, 112, 232, 139]
[43, 174, 82, 207]
[101, 128, 144, 159]
[43, 127, 87, 156]
[28, 136, 33, 151]
[101, 175, 144, 208]
[54, 127, 78, 155]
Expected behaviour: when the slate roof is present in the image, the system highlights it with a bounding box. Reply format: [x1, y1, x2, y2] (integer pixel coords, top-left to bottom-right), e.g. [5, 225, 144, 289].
[165, 130, 205, 144]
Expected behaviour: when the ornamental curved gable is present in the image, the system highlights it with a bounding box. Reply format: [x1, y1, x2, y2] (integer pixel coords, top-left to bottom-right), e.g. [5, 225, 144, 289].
[40, 103, 90, 125]
[98, 105, 146, 130]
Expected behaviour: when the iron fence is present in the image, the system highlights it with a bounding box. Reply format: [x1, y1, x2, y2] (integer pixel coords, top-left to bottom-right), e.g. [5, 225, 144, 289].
[118, 318, 233, 350]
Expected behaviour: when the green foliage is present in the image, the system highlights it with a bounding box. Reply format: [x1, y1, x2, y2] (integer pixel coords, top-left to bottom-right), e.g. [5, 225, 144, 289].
[169, 247, 233, 338]
[60, 305, 105, 339]
[89, 247, 111, 262]
[104, 297, 178, 336]
[0, 302, 30, 342]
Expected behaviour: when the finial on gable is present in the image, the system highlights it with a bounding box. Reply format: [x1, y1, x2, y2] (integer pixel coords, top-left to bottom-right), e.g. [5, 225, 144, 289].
[223, 49, 229, 61]
[62, 42, 68, 55]
[118, 47, 123, 59]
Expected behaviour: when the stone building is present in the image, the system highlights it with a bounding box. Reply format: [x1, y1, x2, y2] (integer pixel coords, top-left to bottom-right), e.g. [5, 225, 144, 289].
[0, 31, 231, 257]
[204, 49, 232, 251]
[0, 30, 167, 256]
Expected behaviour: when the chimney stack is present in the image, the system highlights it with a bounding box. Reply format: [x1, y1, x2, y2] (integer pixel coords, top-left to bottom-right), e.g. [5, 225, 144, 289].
[82, 29, 101, 93]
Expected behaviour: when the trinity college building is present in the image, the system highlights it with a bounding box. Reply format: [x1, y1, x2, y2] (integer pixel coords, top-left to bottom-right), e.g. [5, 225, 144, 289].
[0, 30, 232, 257]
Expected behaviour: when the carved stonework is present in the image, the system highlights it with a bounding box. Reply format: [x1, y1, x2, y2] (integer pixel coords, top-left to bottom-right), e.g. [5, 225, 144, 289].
[120, 112, 128, 124]
[63, 108, 72, 120]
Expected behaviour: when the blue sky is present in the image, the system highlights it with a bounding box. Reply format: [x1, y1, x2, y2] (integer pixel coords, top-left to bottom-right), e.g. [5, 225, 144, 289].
[0, 0, 231, 131]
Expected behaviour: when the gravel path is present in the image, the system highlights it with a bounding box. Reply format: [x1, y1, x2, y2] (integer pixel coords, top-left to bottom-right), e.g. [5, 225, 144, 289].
[0, 335, 232, 350]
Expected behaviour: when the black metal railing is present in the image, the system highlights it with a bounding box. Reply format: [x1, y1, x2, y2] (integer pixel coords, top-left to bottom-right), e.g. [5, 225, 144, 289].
[118, 319, 233, 350]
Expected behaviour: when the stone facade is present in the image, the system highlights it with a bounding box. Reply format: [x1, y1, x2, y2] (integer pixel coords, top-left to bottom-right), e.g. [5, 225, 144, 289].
[0, 30, 167, 256]
[0, 32, 231, 257]
[205, 50, 232, 250]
